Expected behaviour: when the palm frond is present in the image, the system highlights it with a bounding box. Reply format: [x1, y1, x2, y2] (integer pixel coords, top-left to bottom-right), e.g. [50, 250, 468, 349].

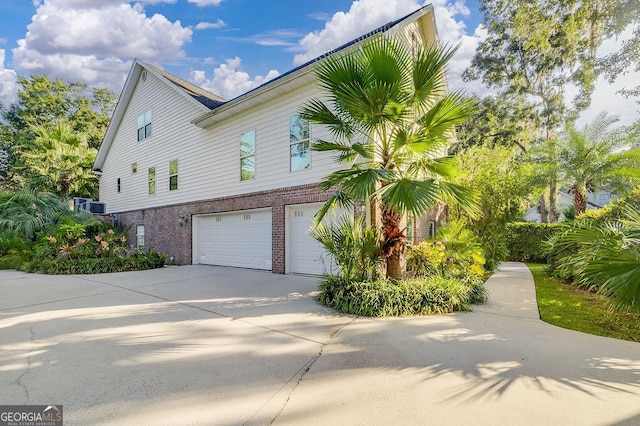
[378, 178, 441, 218]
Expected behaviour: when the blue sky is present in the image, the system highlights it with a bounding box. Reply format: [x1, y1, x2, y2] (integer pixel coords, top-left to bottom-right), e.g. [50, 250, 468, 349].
[0, 0, 637, 125]
[0, 1, 481, 101]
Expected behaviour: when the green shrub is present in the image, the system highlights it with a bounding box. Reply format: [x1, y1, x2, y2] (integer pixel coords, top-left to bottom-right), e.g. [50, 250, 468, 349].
[580, 187, 640, 222]
[20, 252, 165, 274]
[318, 275, 484, 317]
[505, 222, 562, 263]
[407, 221, 487, 278]
[311, 215, 382, 281]
[545, 206, 640, 313]
[0, 230, 33, 269]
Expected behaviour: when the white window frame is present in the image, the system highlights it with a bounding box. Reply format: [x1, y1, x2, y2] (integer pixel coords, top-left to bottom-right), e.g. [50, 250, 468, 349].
[137, 110, 152, 141]
[289, 114, 310, 172]
[148, 166, 156, 195]
[240, 130, 256, 181]
[136, 225, 145, 250]
[169, 159, 178, 191]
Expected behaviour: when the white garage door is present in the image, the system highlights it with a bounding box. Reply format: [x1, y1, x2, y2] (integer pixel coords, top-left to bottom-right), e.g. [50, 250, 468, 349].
[195, 209, 272, 270]
[287, 203, 351, 275]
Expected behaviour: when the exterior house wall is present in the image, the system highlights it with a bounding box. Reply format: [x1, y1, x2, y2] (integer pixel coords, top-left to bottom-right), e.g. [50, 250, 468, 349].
[118, 183, 329, 273]
[96, 6, 445, 274]
[100, 73, 341, 214]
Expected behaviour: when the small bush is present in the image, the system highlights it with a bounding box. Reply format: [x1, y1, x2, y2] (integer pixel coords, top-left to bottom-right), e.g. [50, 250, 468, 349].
[311, 216, 382, 281]
[20, 252, 165, 274]
[318, 275, 481, 317]
[580, 187, 640, 222]
[407, 221, 487, 278]
[505, 222, 562, 263]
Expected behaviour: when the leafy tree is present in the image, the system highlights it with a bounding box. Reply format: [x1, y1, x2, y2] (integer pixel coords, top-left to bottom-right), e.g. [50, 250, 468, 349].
[301, 37, 478, 278]
[453, 145, 535, 266]
[558, 112, 640, 215]
[463, 0, 631, 221]
[593, 0, 640, 99]
[1, 75, 116, 188]
[454, 95, 540, 153]
[16, 121, 98, 199]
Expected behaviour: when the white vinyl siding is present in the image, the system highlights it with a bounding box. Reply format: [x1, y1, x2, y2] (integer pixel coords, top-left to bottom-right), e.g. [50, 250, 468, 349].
[99, 72, 342, 214]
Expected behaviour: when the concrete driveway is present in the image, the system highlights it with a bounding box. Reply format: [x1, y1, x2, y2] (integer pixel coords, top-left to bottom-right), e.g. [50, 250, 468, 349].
[0, 263, 638, 425]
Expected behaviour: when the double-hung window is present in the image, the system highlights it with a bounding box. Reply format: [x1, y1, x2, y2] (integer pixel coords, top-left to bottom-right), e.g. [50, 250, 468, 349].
[240, 130, 256, 181]
[137, 110, 152, 141]
[148, 167, 156, 195]
[169, 160, 178, 190]
[289, 115, 310, 171]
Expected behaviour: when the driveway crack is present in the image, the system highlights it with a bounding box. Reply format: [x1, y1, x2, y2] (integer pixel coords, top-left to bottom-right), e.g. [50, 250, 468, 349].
[15, 324, 35, 403]
[261, 317, 356, 425]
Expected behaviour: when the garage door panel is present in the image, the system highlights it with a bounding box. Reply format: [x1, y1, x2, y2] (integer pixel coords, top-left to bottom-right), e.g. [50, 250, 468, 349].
[288, 204, 350, 275]
[196, 209, 272, 270]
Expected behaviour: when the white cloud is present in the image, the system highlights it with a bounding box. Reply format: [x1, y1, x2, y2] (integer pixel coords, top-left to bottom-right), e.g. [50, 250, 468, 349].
[187, 0, 222, 6]
[0, 50, 18, 106]
[190, 57, 279, 100]
[11, 0, 191, 94]
[195, 19, 226, 30]
[293, 0, 424, 66]
[290, 0, 485, 94]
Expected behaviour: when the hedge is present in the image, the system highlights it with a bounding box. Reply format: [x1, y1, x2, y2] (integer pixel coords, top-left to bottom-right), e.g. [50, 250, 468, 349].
[505, 222, 562, 263]
[317, 275, 488, 317]
[20, 252, 165, 274]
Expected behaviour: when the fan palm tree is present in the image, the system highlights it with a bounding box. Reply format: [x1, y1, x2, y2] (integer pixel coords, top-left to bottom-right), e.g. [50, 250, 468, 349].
[548, 205, 640, 313]
[559, 112, 640, 216]
[17, 120, 98, 200]
[300, 37, 478, 278]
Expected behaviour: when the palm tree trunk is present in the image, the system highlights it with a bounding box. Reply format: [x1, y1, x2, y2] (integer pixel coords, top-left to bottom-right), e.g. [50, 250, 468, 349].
[574, 188, 588, 216]
[60, 174, 71, 200]
[381, 207, 405, 279]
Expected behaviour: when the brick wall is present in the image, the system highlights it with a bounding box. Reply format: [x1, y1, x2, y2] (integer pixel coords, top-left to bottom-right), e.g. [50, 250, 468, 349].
[115, 183, 330, 274]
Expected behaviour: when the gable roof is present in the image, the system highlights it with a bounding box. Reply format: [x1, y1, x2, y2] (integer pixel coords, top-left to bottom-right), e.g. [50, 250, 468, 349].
[191, 4, 437, 128]
[93, 59, 225, 171]
[93, 4, 437, 171]
[142, 61, 226, 109]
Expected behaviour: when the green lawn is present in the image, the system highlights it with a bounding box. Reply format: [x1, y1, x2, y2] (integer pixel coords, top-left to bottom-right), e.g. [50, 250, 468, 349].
[527, 263, 640, 342]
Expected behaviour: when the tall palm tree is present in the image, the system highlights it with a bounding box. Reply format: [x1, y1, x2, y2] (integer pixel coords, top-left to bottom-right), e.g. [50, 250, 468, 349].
[17, 120, 98, 200]
[300, 37, 478, 278]
[559, 112, 640, 216]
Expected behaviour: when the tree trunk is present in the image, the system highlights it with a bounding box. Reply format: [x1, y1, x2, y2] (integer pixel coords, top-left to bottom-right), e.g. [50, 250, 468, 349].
[387, 252, 406, 280]
[574, 187, 588, 216]
[381, 207, 405, 279]
[60, 174, 71, 200]
[538, 194, 548, 223]
[548, 182, 559, 223]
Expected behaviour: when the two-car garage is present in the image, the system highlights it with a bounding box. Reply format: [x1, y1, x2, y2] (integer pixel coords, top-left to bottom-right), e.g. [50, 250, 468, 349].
[193, 203, 344, 275]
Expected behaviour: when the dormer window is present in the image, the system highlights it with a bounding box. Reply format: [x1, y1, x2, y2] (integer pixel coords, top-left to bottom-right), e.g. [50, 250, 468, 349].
[137, 110, 152, 141]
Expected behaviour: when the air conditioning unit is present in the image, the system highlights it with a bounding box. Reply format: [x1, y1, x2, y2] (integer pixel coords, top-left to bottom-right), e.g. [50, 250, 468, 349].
[87, 201, 106, 215]
[73, 198, 106, 215]
[73, 197, 91, 211]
